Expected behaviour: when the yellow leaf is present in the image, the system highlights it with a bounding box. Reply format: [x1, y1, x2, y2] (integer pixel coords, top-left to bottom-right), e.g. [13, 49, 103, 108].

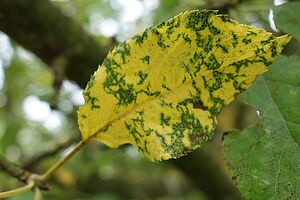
[78, 10, 291, 161]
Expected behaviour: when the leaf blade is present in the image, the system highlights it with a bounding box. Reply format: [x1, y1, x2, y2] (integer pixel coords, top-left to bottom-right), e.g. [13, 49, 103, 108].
[78, 10, 291, 161]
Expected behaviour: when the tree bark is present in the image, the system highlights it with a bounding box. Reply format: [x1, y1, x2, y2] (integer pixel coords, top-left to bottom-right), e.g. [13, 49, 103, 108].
[0, 0, 110, 87]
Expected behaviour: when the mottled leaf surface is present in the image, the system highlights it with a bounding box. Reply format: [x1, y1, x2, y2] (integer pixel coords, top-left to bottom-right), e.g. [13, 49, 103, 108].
[223, 55, 300, 199]
[78, 10, 291, 161]
[274, 2, 300, 41]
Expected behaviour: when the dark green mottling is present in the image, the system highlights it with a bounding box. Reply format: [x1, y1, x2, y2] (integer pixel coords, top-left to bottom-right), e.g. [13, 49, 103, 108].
[168, 106, 206, 157]
[211, 71, 224, 90]
[162, 83, 171, 91]
[182, 33, 192, 44]
[103, 58, 137, 106]
[181, 62, 193, 78]
[125, 121, 141, 144]
[140, 55, 150, 64]
[247, 31, 257, 36]
[166, 17, 180, 36]
[242, 38, 252, 45]
[162, 76, 170, 91]
[186, 10, 217, 32]
[159, 98, 173, 108]
[137, 71, 148, 85]
[209, 25, 220, 35]
[231, 32, 238, 47]
[270, 41, 278, 57]
[196, 35, 213, 52]
[229, 59, 253, 73]
[133, 30, 148, 46]
[206, 54, 221, 70]
[233, 79, 246, 93]
[125, 110, 157, 156]
[216, 43, 229, 53]
[114, 42, 131, 64]
[261, 35, 275, 45]
[139, 83, 161, 96]
[219, 15, 235, 23]
[157, 34, 168, 49]
[84, 74, 101, 109]
[160, 113, 171, 127]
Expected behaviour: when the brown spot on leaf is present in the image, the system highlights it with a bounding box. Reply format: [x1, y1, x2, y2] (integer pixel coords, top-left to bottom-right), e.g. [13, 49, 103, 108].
[182, 147, 189, 155]
[193, 100, 207, 110]
[190, 133, 198, 143]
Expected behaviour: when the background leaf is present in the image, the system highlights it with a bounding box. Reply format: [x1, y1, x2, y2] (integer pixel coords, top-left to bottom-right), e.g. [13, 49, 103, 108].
[223, 55, 300, 199]
[274, 2, 300, 41]
[78, 10, 290, 161]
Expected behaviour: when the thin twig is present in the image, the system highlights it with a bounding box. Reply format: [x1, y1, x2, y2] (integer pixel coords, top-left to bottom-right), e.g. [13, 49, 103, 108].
[36, 140, 87, 181]
[36, 124, 109, 181]
[0, 180, 35, 198]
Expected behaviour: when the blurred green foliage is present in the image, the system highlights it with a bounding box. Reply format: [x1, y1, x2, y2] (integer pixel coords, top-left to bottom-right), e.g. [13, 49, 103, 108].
[0, 0, 299, 199]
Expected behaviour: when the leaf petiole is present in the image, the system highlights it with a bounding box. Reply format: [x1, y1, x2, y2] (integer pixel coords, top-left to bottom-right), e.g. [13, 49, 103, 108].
[36, 140, 89, 182]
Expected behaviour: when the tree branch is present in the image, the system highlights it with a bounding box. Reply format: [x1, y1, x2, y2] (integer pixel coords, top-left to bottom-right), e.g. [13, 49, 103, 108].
[0, 155, 32, 183]
[0, 0, 111, 87]
[0, 155, 49, 195]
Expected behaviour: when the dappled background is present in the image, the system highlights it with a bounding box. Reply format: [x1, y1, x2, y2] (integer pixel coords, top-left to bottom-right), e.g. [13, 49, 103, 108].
[0, 0, 299, 199]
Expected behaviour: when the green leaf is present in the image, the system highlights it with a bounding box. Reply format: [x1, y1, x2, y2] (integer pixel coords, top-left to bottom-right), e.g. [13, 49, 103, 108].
[223, 55, 300, 199]
[78, 10, 291, 161]
[274, 2, 300, 41]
